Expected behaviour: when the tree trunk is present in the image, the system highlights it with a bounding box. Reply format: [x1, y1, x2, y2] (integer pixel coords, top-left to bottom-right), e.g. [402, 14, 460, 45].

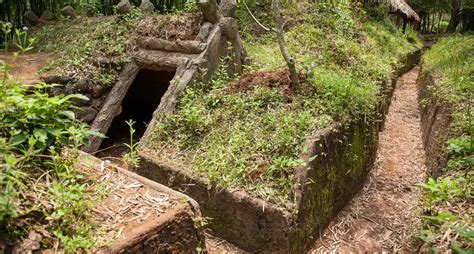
[446, 0, 461, 33]
[437, 13, 442, 32]
[424, 12, 430, 33]
[431, 13, 436, 33]
[402, 16, 407, 34]
[271, 0, 299, 89]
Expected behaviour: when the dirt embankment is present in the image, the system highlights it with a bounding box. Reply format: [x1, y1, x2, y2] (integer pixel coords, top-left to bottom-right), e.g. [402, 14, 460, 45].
[312, 66, 428, 252]
[418, 72, 457, 177]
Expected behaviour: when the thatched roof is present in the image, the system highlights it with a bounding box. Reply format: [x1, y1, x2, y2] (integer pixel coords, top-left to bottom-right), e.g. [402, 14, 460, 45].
[390, 0, 420, 21]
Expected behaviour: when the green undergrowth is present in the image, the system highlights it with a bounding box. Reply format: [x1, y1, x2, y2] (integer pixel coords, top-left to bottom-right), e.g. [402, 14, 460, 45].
[417, 36, 473, 252]
[145, 2, 421, 206]
[421, 36, 474, 109]
[245, 3, 421, 74]
[1, 25, 107, 252]
[0, 73, 107, 252]
[32, 10, 142, 87]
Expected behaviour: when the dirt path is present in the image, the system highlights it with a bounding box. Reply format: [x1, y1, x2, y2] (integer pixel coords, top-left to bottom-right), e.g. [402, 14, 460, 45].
[0, 52, 50, 84]
[206, 233, 247, 254]
[311, 66, 427, 253]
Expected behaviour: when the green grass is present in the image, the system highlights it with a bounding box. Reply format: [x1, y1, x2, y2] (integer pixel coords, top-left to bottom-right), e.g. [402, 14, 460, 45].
[246, 4, 421, 76]
[147, 67, 333, 204]
[418, 35, 473, 252]
[31, 10, 142, 87]
[145, 2, 421, 206]
[422, 35, 474, 107]
[31, 9, 200, 89]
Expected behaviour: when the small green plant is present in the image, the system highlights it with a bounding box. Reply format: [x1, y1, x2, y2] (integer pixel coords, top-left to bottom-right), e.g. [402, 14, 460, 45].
[13, 26, 35, 54]
[2, 21, 12, 52]
[419, 177, 466, 206]
[448, 137, 473, 156]
[122, 119, 140, 168]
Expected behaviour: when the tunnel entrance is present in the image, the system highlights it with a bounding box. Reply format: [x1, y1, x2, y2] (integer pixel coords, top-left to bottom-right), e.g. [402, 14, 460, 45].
[98, 69, 175, 158]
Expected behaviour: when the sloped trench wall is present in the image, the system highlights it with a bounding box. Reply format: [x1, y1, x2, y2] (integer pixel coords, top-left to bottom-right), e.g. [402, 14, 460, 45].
[417, 71, 457, 176]
[290, 50, 422, 251]
[68, 150, 206, 253]
[136, 50, 422, 253]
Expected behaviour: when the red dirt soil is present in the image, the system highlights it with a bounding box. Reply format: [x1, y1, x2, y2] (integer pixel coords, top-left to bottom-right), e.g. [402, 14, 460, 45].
[0, 52, 50, 84]
[228, 68, 305, 95]
[311, 66, 428, 253]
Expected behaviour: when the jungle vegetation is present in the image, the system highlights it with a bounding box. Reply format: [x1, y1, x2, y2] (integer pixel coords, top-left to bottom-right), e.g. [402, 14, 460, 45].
[0, 0, 472, 252]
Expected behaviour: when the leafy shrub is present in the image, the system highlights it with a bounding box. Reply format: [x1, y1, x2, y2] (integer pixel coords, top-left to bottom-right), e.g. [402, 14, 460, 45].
[0, 79, 103, 250]
[1, 24, 104, 251]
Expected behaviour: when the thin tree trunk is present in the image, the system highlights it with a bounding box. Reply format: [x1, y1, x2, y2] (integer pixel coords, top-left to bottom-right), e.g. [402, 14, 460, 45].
[446, 0, 461, 33]
[402, 16, 407, 34]
[437, 13, 442, 33]
[271, 0, 299, 89]
[425, 12, 430, 33]
[431, 13, 436, 33]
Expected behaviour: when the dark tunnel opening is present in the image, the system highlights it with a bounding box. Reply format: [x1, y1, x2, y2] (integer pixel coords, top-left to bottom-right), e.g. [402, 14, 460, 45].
[98, 69, 175, 158]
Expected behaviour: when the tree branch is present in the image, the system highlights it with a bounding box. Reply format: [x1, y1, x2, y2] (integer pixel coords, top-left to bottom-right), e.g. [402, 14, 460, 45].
[271, 0, 299, 88]
[242, 0, 271, 32]
[242, 0, 299, 88]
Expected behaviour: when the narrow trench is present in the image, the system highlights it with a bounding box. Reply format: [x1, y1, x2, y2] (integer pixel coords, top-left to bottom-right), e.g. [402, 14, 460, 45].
[311, 66, 428, 253]
[98, 69, 175, 158]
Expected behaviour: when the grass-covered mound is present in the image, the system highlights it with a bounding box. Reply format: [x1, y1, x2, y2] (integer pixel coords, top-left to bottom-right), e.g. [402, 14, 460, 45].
[32, 10, 201, 88]
[418, 35, 473, 252]
[143, 2, 422, 206]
